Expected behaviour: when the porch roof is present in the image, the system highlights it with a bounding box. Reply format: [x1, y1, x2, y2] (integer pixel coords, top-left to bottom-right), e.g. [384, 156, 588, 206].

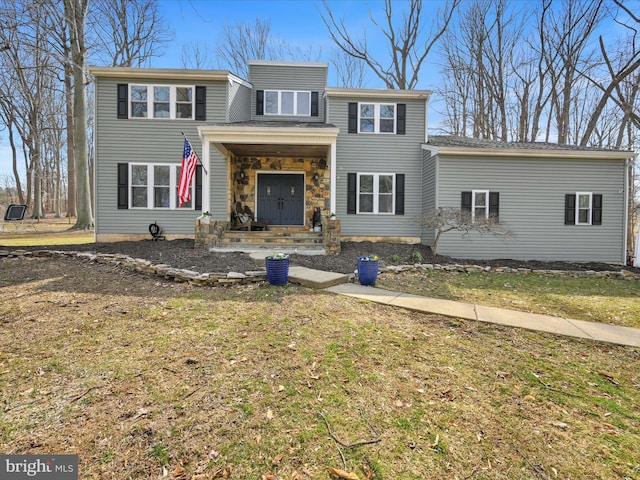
[198, 121, 339, 158]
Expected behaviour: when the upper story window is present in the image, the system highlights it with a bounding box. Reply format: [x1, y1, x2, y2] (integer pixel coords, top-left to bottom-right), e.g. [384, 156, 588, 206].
[348, 102, 405, 135]
[359, 103, 395, 133]
[130, 85, 194, 120]
[264, 90, 311, 116]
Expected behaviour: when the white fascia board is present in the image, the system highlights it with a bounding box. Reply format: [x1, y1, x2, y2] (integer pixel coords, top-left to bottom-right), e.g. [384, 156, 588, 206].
[325, 87, 431, 100]
[432, 146, 636, 161]
[89, 66, 232, 82]
[248, 60, 329, 68]
[198, 125, 339, 145]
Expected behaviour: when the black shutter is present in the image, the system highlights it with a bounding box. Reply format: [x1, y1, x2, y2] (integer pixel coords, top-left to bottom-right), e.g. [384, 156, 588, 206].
[117, 84, 128, 119]
[565, 194, 576, 225]
[195, 86, 206, 120]
[348, 102, 358, 133]
[397, 103, 406, 135]
[347, 173, 357, 214]
[311, 91, 319, 117]
[592, 194, 602, 225]
[256, 90, 264, 115]
[117, 163, 128, 209]
[194, 165, 203, 211]
[489, 192, 499, 220]
[461, 191, 472, 212]
[395, 174, 405, 215]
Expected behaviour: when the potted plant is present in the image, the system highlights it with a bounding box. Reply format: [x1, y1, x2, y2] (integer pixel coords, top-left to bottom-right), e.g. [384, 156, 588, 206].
[357, 255, 379, 286]
[199, 211, 211, 224]
[265, 252, 290, 285]
[328, 212, 337, 220]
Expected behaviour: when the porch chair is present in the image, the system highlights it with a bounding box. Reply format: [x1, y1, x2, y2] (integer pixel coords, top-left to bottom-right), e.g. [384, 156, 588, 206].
[231, 202, 268, 231]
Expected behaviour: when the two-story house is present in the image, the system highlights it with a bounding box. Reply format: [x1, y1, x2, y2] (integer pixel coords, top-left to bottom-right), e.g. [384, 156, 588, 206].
[90, 60, 635, 263]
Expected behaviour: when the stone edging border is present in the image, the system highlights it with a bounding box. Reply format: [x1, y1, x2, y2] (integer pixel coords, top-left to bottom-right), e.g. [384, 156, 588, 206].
[380, 263, 640, 280]
[0, 249, 267, 286]
[2, 249, 638, 286]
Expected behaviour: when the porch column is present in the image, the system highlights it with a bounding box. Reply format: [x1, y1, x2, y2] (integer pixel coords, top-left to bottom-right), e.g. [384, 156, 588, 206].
[330, 140, 337, 215]
[202, 140, 210, 214]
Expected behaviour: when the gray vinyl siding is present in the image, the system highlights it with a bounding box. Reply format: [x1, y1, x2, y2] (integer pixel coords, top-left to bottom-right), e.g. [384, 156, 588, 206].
[421, 148, 437, 245]
[209, 147, 228, 219]
[94, 75, 228, 236]
[435, 155, 627, 262]
[249, 63, 327, 122]
[228, 80, 251, 122]
[328, 95, 426, 238]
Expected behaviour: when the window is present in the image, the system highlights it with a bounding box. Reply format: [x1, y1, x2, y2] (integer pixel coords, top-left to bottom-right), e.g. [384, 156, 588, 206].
[461, 190, 500, 221]
[565, 192, 602, 225]
[129, 163, 193, 209]
[357, 173, 395, 214]
[359, 103, 395, 133]
[263, 90, 311, 116]
[473, 190, 489, 220]
[129, 85, 195, 119]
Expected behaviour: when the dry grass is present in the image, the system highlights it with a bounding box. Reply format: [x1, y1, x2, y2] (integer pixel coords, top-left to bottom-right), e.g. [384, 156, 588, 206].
[1, 256, 639, 480]
[0, 217, 94, 246]
[378, 270, 640, 329]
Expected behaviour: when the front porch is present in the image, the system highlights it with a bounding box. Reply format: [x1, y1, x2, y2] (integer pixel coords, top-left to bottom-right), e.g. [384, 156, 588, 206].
[195, 121, 341, 254]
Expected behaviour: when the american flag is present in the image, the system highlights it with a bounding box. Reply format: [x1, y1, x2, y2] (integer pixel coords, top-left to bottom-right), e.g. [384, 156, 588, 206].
[178, 137, 199, 207]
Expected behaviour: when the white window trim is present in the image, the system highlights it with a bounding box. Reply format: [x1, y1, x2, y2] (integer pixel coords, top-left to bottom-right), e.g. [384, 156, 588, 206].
[472, 190, 489, 220]
[356, 172, 396, 215]
[576, 192, 593, 226]
[264, 90, 311, 116]
[358, 102, 396, 134]
[129, 163, 193, 210]
[129, 84, 195, 120]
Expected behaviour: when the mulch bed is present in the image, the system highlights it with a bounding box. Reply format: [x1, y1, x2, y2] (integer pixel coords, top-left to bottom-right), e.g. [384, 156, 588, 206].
[10, 239, 638, 275]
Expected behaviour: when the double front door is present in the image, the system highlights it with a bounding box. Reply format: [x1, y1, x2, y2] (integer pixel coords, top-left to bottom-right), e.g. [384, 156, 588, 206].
[256, 173, 305, 226]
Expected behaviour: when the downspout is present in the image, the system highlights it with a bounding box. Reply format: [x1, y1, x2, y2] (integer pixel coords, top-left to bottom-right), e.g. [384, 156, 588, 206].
[202, 140, 210, 216]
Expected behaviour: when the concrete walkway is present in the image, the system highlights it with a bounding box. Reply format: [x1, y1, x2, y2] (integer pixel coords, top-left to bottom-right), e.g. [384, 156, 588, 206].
[325, 283, 640, 348]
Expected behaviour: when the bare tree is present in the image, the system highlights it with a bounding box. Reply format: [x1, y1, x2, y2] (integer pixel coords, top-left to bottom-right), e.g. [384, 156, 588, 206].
[321, 0, 460, 89]
[181, 41, 215, 70]
[417, 207, 512, 255]
[216, 18, 283, 77]
[332, 48, 366, 88]
[90, 0, 172, 67]
[64, 0, 92, 229]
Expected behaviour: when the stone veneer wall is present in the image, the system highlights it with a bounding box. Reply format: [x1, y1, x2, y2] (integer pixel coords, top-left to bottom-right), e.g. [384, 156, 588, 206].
[231, 154, 330, 227]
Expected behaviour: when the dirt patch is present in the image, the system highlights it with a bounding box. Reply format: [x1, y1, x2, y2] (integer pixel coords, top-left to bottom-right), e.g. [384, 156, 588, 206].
[8, 239, 637, 275]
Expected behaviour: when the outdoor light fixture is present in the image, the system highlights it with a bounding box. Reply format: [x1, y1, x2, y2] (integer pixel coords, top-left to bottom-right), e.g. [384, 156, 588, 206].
[313, 173, 319, 182]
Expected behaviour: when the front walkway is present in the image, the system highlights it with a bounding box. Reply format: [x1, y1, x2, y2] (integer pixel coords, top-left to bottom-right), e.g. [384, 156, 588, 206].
[325, 283, 640, 348]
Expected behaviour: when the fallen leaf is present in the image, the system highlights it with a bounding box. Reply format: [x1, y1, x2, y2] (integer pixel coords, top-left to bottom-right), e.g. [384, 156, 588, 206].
[548, 421, 568, 429]
[278, 385, 285, 392]
[266, 408, 274, 420]
[172, 465, 187, 479]
[327, 467, 360, 480]
[272, 453, 284, 466]
[262, 473, 279, 480]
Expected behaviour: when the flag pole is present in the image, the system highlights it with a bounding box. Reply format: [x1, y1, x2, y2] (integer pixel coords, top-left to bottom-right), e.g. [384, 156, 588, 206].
[181, 132, 208, 175]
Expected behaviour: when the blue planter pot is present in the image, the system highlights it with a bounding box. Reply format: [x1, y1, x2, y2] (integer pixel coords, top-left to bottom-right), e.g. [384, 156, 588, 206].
[357, 257, 379, 286]
[265, 257, 289, 285]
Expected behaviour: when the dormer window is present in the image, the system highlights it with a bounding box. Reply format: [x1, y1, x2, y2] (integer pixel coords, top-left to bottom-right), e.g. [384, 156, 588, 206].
[264, 90, 311, 116]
